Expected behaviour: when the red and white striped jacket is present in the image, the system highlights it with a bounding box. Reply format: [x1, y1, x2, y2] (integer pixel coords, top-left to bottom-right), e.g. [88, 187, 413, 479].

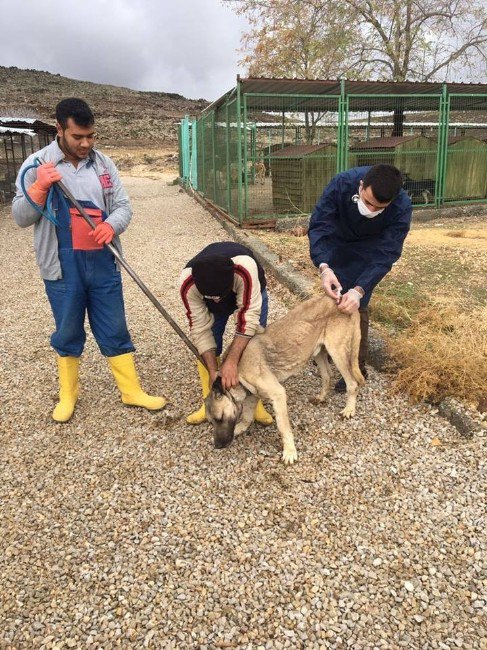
[180, 254, 264, 355]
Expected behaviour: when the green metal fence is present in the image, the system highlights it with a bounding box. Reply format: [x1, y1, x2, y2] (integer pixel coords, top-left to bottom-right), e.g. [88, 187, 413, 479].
[179, 79, 487, 226]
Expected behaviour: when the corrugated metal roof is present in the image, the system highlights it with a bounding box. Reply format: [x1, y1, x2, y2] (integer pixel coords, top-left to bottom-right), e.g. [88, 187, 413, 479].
[271, 143, 335, 157]
[240, 76, 487, 96]
[0, 126, 35, 136]
[351, 136, 425, 149]
[448, 135, 485, 144]
[0, 118, 56, 133]
[0, 117, 36, 123]
[241, 77, 342, 96]
[204, 77, 487, 113]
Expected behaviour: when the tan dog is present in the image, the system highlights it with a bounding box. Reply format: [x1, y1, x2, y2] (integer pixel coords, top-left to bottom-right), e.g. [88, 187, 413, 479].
[205, 294, 365, 464]
[254, 160, 266, 185]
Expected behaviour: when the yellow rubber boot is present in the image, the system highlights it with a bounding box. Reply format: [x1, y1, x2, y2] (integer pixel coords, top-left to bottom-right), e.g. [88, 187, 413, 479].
[254, 399, 273, 426]
[108, 352, 166, 411]
[52, 356, 80, 423]
[187, 360, 211, 424]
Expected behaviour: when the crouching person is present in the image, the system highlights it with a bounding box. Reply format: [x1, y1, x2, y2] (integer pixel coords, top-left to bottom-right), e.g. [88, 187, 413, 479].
[180, 242, 273, 426]
[12, 97, 166, 421]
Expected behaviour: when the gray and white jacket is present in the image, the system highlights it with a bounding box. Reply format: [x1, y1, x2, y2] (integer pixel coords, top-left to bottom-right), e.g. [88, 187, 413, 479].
[12, 139, 132, 280]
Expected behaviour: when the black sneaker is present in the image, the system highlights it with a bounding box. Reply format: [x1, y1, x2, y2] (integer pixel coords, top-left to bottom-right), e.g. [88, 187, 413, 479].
[334, 365, 368, 393]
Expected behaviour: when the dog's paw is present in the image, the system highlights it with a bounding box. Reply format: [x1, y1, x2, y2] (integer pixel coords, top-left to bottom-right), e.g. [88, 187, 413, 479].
[282, 446, 298, 465]
[340, 405, 355, 419]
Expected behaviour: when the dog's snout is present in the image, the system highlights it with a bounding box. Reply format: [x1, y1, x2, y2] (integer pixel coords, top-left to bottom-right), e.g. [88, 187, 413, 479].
[213, 426, 235, 449]
[214, 438, 233, 450]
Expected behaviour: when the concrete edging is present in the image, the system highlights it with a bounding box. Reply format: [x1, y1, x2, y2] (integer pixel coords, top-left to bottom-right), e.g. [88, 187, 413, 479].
[185, 186, 481, 438]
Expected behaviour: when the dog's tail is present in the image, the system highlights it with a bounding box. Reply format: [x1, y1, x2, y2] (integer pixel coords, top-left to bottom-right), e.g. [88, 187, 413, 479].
[351, 312, 366, 386]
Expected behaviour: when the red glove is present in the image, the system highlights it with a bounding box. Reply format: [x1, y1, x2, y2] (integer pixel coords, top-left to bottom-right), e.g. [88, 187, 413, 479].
[89, 222, 115, 244]
[27, 162, 62, 206]
[36, 162, 62, 190]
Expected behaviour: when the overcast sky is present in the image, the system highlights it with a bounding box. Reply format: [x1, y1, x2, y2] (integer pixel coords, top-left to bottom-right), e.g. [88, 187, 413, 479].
[1, 0, 250, 101]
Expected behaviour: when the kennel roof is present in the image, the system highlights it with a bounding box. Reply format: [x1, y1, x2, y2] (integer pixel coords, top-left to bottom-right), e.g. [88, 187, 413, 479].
[0, 126, 35, 136]
[0, 118, 56, 135]
[351, 135, 429, 149]
[203, 77, 487, 114]
[270, 143, 336, 157]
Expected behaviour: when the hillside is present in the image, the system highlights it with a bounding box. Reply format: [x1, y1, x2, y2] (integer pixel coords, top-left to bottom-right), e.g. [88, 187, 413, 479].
[0, 66, 208, 148]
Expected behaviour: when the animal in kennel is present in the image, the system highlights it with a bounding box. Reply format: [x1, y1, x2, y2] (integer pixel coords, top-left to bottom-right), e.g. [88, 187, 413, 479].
[402, 174, 436, 204]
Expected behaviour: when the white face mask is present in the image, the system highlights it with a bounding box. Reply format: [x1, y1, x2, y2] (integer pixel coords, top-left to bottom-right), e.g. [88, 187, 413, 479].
[353, 186, 385, 218]
[356, 196, 384, 218]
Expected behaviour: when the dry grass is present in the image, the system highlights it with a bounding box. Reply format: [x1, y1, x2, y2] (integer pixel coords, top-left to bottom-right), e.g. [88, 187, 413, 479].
[386, 299, 487, 406]
[366, 226, 486, 406]
[445, 229, 486, 240]
[106, 146, 178, 177]
[446, 230, 468, 238]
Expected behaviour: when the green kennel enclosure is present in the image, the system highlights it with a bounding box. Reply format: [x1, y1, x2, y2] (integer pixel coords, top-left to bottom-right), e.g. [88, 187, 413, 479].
[179, 77, 487, 226]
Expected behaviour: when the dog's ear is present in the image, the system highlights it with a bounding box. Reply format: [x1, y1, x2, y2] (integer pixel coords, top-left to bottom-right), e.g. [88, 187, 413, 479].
[211, 375, 225, 398]
[230, 383, 248, 403]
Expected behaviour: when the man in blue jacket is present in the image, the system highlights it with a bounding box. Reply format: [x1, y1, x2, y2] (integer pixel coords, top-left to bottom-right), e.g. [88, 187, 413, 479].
[308, 164, 412, 391]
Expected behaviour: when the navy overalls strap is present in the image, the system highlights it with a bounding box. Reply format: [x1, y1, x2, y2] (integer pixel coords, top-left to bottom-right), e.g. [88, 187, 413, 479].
[52, 187, 107, 250]
[44, 186, 134, 358]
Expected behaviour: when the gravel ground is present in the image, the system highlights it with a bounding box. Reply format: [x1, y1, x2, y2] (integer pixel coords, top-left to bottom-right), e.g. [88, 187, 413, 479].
[0, 177, 485, 650]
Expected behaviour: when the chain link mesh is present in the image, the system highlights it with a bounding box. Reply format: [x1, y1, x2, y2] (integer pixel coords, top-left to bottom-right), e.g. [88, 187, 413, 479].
[180, 86, 487, 224]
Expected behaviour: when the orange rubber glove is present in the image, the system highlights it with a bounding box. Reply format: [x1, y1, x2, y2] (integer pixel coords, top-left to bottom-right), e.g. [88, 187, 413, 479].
[27, 162, 62, 206]
[89, 222, 115, 245]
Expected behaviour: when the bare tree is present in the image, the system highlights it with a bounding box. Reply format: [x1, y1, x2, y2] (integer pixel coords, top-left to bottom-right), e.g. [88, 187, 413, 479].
[225, 0, 487, 82]
[344, 0, 487, 82]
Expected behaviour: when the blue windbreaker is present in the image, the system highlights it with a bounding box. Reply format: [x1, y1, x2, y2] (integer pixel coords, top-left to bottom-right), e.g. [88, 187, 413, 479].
[308, 166, 412, 305]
